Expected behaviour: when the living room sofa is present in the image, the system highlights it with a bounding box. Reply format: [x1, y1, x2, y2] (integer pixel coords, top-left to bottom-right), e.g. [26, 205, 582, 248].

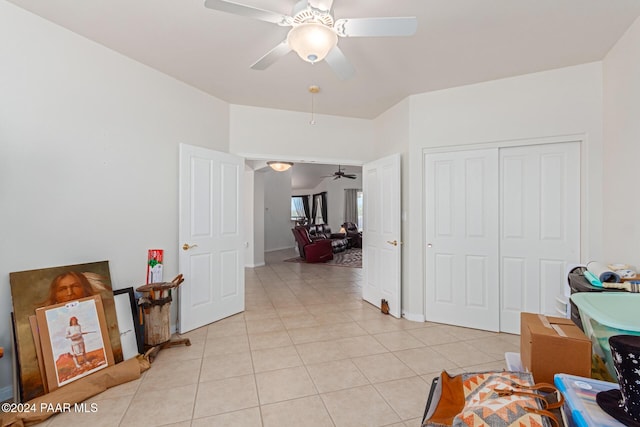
[341, 222, 362, 248]
[306, 224, 349, 253]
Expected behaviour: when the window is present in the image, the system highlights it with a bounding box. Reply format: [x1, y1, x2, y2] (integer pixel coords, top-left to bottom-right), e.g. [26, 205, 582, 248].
[291, 196, 306, 221]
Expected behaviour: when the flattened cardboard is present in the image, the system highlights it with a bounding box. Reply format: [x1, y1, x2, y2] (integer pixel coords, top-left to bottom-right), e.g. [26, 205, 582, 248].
[520, 312, 591, 384]
[0, 356, 149, 427]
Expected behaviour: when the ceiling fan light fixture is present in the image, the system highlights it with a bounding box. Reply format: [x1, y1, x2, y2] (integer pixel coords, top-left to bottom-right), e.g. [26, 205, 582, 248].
[267, 161, 293, 172]
[287, 22, 338, 63]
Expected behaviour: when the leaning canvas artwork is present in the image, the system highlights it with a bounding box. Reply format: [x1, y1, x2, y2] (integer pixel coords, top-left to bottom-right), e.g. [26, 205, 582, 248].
[35, 295, 114, 391]
[9, 261, 123, 401]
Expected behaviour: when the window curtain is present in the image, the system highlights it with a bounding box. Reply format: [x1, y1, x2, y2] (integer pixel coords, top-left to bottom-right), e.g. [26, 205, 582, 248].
[344, 189, 360, 224]
[302, 195, 311, 223]
[312, 192, 328, 224]
[320, 192, 328, 224]
[311, 194, 319, 224]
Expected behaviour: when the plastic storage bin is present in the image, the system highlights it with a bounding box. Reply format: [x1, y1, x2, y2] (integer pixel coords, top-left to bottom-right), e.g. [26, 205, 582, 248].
[570, 293, 640, 380]
[554, 373, 624, 427]
[504, 352, 523, 371]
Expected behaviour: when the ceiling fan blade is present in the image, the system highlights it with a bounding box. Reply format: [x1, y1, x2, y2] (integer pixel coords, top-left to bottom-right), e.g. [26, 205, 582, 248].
[291, 0, 310, 16]
[324, 46, 355, 80]
[334, 17, 417, 37]
[309, 0, 334, 12]
[250, 41, 292, 70]
[204, 0, 292, 25]
[345, 175, 356, 179]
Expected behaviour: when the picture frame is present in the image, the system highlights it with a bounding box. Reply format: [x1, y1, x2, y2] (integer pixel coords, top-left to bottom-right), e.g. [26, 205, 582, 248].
[113, 288, 144, 359]
[35, 295, 115, 392]
[10, 312, 23, 403]
[28, 315, 48, 394]
[9, 261, 123, 401]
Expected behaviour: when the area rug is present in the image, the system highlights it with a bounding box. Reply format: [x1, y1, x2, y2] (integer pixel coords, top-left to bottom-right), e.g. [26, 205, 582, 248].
[284, 248, 362, 268]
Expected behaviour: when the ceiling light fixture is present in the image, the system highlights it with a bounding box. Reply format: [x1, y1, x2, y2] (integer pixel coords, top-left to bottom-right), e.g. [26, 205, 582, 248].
[287, 22, 338, 64]
[309, 85, 319, 125]
[267, 161, 293, 172]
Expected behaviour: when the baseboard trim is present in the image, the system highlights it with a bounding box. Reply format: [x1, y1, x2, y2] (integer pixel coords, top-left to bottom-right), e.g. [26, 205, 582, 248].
[264, 246, 295, 253]
[402, 311, 425, 323]
[245, 262, 265, 268]
[0, 385, 13, 402]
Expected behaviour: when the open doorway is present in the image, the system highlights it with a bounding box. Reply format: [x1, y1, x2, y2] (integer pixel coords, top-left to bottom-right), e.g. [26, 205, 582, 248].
[266, 162, 363, 254]
[245, 154, 402, 318]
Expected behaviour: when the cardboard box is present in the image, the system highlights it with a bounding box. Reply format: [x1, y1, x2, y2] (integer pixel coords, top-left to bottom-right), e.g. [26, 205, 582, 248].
[520, 312, 591, 383]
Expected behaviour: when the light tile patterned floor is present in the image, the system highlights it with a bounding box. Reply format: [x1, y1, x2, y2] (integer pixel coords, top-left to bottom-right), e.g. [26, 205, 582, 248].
[41, 248, 518, 427]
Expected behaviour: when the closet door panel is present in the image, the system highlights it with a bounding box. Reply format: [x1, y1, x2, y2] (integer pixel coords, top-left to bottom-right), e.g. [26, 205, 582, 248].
[500, 142, 580, 334]
[426, 149, 500, 332]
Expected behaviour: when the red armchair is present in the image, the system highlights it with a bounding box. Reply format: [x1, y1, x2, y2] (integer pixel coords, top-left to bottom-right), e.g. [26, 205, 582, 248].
[292, 227, 333, 263]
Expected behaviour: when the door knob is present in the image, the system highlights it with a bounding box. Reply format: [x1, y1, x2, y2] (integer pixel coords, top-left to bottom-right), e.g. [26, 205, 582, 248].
[182, 243, 198, 251]
[387, 240, 398, 246]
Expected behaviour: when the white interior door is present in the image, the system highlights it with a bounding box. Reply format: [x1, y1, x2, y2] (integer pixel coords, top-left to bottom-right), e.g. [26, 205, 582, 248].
[499, 142, 580, 333]
[425, 149, 500, 331]
[178, 143, 244, 333]
[362, 153, 401, 317]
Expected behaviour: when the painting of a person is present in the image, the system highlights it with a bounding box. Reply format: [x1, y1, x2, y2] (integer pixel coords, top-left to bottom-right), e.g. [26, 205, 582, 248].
[9, 261, 122, 401]
[65, 316, 88, 368]
[44, 271, 96, 305]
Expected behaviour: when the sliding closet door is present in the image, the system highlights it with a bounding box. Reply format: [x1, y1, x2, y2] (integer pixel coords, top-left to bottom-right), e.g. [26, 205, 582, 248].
[425, 149, 500, 332]
[499, 142, 580, 334]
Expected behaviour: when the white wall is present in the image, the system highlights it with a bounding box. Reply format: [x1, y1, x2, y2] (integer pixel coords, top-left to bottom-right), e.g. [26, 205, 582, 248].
[229, 105, 375, 164]
[399, 63, 604, 320]
[243, 168, 257, 266]
[263, 169, 295, 252]
[253, 172, 266, 265]
[603, 16, 640, 268]
[0, 2, 230, 400]
[373, 99, 412, 317]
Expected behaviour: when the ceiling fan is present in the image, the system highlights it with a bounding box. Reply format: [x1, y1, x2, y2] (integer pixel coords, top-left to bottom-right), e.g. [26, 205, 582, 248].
[203, 0, 417, 80]
[324, 165, 357, 180]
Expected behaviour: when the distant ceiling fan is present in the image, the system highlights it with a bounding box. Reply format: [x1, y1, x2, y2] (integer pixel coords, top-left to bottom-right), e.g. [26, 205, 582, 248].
[324, 165, 357, 180]
[203, 0, 417, 80]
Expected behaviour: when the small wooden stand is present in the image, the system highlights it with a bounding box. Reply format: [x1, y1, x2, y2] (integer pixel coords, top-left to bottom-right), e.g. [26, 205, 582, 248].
[136, 275, 190, 363]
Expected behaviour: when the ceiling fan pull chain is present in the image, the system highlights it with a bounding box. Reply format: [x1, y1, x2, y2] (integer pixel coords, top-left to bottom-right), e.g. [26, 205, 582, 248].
[310, 93, 315, 125]
[309, 85, 319, 125]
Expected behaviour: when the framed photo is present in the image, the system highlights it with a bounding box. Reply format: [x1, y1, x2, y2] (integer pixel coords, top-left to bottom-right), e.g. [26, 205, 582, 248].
[9, 261, 123, 401]
[35, 295, 114, 391]
[113, 288, 144, 359]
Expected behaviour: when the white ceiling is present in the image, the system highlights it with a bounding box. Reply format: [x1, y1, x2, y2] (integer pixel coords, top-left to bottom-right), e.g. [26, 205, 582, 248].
[9, 0, 640, 119]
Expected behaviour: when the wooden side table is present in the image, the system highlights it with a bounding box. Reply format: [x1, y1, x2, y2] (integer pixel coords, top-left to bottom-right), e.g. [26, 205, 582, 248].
[0, 347, 3, 358]
[136, 275, 190, 362]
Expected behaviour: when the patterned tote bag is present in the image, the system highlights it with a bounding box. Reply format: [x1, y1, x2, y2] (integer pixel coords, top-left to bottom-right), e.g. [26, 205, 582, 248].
[423, 371, 562, 427]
